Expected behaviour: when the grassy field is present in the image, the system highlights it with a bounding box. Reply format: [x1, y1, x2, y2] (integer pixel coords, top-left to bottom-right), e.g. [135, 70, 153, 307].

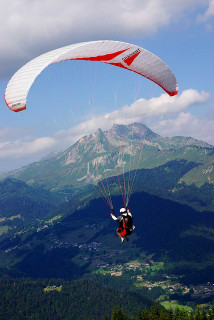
[44, 286, 62, 292]
[0, 215, 21, 223]
[8, 215, 21, 220]
[0, 225, 9, 235]
[151, 261, 164, 272]
[46, 215, 62, 224]
[134, 282, 145, 288]
[161, 301, 193, 311]
[95, 269, 109, 275]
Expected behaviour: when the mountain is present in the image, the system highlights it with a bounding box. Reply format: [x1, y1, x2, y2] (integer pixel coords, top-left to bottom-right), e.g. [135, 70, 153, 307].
[0, 123, 213, 246]
[2, 123, 213, 192]
[0, 178, 64, 240]
[1, 123, 213, 214]
[1, 191, 214, 286]
[0, 123, 214, 311]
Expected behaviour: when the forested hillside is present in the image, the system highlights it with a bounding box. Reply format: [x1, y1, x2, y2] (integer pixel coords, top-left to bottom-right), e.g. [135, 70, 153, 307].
[0, 278, 153, 320]
[0, 191, 213, 287]
[0, 278, 213, 320]
[0, 124, 213, 314]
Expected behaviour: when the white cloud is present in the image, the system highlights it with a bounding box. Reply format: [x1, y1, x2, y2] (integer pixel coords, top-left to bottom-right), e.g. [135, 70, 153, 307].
[0, 88, 212, 169]
[0, 136, 56, 158]
[119, 89, 210, 118]
[152, 112, 214, 145]
[197, 0, 214, 22]
[59, 89, 209, 136]
[53, 89, 210, 146]
[0, 0, 208, 77]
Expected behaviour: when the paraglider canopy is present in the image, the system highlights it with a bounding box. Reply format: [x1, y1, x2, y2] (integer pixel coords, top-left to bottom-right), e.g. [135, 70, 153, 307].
[4, 40, 179, 211]
[5, 40, 178, 112]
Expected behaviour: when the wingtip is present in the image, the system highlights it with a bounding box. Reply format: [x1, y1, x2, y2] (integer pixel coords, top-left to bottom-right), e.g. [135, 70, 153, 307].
[167, 89, 178, 97]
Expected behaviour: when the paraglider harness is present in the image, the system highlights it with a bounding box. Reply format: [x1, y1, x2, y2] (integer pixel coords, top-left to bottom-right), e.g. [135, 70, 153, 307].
[118, 213, 133, 236]
[111, 208, 134, 237]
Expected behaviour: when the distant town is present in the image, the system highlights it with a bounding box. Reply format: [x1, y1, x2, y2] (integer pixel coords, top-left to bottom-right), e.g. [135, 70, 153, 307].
[4, 221, 214, 310]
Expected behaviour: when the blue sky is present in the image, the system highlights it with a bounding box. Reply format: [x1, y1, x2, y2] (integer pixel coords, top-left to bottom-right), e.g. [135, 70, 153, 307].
[0, 0, 213, 172]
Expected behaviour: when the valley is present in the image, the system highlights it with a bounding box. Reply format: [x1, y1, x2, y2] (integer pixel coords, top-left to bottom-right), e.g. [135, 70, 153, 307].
[0, 123, 213, 315]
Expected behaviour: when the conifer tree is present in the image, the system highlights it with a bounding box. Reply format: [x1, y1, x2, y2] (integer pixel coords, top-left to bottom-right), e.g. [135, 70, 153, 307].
[168, 308, 174, 320]
[111, 306, 126, 320]
[195, 305, 201, 320]
[189, 310, 195, 320]
[149, 302, 161, 320]
[137, 308, 150, 320]
[201, 306, 207, 320]
[207, 302, 214, 320]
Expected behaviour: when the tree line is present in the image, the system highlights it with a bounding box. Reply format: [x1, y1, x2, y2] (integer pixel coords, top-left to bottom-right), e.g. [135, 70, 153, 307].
[108, 303, 214, 320]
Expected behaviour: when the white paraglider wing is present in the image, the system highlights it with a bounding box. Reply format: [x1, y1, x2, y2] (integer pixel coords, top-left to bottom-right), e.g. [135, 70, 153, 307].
[5, 40, 178, 112]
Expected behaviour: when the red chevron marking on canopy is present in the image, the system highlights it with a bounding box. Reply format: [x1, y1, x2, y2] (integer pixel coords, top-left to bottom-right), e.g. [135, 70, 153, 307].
[123, 51, 141, 66]
[72, 48, 130, 62]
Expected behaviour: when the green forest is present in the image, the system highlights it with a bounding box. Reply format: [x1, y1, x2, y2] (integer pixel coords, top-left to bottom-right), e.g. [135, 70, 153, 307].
[0, 279, 214, 320]
[0, 132, 213, 319]
[108, 304, 214, 320]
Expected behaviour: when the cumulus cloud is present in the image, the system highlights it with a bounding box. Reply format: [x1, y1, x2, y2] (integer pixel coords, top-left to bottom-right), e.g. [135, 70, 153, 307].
[0, 136, 56, 159]
[197, 0, 214, 22]
[55, 89, 209, 143]
[118, 89, 210, 118]
[0, 88, 212, 171]
[0, 0, 208, 77]
[152, 112, 214, 145]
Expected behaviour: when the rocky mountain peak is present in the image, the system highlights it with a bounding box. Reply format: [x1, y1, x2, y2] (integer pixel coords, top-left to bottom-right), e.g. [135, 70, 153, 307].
[108, 123, 158, 141]
[1, 123, 213, 190]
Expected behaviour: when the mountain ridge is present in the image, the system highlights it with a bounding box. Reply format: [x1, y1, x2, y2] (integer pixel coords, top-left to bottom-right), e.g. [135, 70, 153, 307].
[0, 123, 213, 192]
